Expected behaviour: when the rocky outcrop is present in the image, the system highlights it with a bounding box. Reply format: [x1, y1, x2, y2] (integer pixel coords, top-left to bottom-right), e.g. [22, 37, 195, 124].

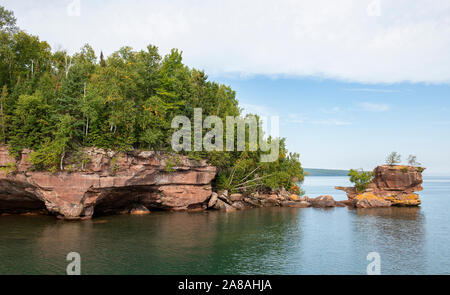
[205, 189, 342, 211]
[0, 145, 353, 219]
[0, 146, 216, 219]
[335, 165, 424, 208]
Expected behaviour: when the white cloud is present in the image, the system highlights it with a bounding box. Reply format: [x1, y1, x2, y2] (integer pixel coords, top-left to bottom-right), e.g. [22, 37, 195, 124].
[4, 0, 450, 83]
[360, 102, 390, 112]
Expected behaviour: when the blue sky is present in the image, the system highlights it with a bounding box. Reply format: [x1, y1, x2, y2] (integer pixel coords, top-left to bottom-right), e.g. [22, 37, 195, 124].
[1, 0, 449, 173]
[212, 76, 450, 173]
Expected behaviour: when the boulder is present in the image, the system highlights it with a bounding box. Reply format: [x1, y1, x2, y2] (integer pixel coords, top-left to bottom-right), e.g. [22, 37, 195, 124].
[310, 195, 336, 208]
[231, 201, 246, 210]
[230, 193, 243, 202]
[265, 195, 280, 206]
[243, 197, 261, 207]
[208, 192, 218, 208]
[214, 199, 236, 212]
[290, 194, 300, 201]
[218, 191, 232, 204]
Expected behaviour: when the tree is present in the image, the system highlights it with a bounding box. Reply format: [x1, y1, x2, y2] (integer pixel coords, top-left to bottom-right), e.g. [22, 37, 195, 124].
[100, 51, 106, 67]
[30, 114, 74, 172]
[407, 155, 421, 166]
[386, 152, 401, 165]
[0, 6, 18, 33]
[0, 85, 7, 143]
[0, 6, 17, 88]
[8, 91, 54, 155]
[348, 169, 375, 193]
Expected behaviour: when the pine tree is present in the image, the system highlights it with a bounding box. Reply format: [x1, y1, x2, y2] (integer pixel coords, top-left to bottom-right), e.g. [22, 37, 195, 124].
[100, 51, 106, 67]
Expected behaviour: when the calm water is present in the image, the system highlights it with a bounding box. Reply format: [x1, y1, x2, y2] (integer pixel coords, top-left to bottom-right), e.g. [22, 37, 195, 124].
[1, 175, 449, 274]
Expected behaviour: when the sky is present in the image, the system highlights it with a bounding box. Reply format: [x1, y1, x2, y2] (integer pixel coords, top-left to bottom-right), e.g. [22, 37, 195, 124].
[1, 0, 449, 173]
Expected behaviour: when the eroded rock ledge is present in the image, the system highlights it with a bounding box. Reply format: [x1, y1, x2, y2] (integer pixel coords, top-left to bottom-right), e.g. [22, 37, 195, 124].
[0, 146, 216, 219]
[335, 165, 425, 208]
[204, 190, 348, 213]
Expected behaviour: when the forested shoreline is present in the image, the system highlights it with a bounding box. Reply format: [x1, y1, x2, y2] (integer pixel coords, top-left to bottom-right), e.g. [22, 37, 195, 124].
[0, 6, 303, 194]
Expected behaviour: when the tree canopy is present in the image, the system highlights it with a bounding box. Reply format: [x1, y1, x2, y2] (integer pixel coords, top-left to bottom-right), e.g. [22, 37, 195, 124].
[0, 6, 304, 194]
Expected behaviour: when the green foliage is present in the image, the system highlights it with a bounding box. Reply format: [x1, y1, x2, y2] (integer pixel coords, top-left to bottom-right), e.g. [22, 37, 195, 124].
[0, 6, 242, 157]
[386, 151, 401, 166]
[0, 6, 304, 194]
[29, 114, 74, 172]
[0, 6, 17, 33]
[348, 169, 375, 193]
[29, 140, 61, 173]
[0, 162, 16, 174]
[8, 91, 54, 155]
[407, 154, 421, 166]
[214, 140, 304, 194]
[0, 85, 7, 143]
[165, 157, 175, 172]
[109, 155, 120, 176]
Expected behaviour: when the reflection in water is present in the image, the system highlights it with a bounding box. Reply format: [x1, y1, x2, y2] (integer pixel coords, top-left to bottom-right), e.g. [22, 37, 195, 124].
[206, 208, 303, 274]
[0, 209, 303, 274]
[351, 207, 426, 274]
[1, 175, 450, 274]
[354, 206, 423, 219]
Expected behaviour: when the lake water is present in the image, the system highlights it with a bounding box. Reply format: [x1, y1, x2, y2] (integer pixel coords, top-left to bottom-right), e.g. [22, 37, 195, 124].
[1, 175, 449, 274]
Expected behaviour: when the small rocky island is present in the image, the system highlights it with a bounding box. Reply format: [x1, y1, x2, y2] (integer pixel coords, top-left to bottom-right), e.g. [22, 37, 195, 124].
[336, 165, 424, 208]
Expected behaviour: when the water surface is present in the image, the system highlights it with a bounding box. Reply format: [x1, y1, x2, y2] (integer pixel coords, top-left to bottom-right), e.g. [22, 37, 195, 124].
[0, 176, 449, 274]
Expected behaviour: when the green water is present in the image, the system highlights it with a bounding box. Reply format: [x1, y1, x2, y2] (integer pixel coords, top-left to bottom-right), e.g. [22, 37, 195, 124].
[1, 176, 449, 274]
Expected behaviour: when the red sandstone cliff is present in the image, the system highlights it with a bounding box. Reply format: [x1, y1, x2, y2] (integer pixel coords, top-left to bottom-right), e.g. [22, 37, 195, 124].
[335, 165, 424, 208]
[0, 146, 216, 219]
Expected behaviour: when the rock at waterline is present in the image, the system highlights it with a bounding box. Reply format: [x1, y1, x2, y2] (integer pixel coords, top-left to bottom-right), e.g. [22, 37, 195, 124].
[281, 201, 311, 208]
[213, 199, 236, 212]
[310, 195, 336, 208]
[208, 193, 218, 208]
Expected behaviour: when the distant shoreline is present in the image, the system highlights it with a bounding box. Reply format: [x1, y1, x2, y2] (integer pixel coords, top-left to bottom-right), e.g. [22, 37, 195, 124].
[304, 168, 349, 177]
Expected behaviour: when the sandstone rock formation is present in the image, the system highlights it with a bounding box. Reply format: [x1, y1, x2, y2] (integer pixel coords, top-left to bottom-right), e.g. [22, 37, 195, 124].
[1, 145, 351, 219]
[335, 165, 424, 208]
[0, 146, 216, 219]
[205, 190, 339, 211]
